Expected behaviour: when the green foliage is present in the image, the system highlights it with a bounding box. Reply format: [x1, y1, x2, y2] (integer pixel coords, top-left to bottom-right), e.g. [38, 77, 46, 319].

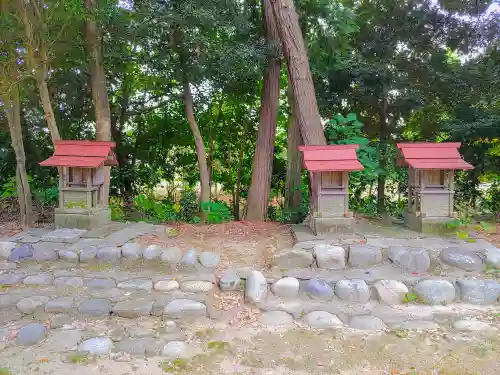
[33, 186, 58, 206]
[403, 293, 425, 304]
[134, 194, 178, 223]
[201, 201, 233, 224]
[178, 190, 199, 222]
[109, 196, 125, 221]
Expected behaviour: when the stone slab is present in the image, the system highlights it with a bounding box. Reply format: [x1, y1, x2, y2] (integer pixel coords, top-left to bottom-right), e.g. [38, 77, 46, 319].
[41, 228, 87, 243]
[103, 222, 156, 246]
[82, 222, 127, 239]
[5, 233, 41, 243]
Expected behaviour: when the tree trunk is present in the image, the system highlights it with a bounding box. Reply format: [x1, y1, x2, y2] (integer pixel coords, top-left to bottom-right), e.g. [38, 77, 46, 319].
[183, 81, 211, 204]
[377, 95, 388, 215]
[16, 0, 61, 143]
[234, 147, 244, 221]
[3, 84, 33, 229]
[246, 0, 281, 221]
[284, 85, 303, 221]
[270, 0, 326, 146]
[84, 0, 112, 205]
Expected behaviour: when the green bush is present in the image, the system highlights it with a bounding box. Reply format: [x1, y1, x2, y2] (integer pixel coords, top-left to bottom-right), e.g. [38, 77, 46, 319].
[201, 201, 233, 224]
[109, 196, 125, 221]
[34, 186, 59, 206]
[178, 190, 199, 222]
[134, 194, 179, 223]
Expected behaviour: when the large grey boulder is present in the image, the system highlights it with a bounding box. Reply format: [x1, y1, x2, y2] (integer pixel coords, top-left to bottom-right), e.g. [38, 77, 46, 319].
[314, 244, 346, 269]
[163, 299, 207, 318]
[456, 279, 500, 304]
[335, 279, 370, 303]
[121, 243, 143, 260]
[373, 280, 408, 305]
[388, 246, 430, 272]
[219, 268, 241, 291]
[272, 248, 313, 269]
[258, 311, 293, 326]
[180, 281, 214, 293]
[439, 247, 484, 271]
[302, 311, 343, 328]
[85, 278, 116, 289]
[78, 299, 113, 316]
[271, 277, 299, 298]
[78, 337, 113, 355]
[198, 252, 220, 268]
[45, 297, 74, 313]
[180, 249, 197, 266]
[349, 316, 386, 331]
[8, 244, 34, 262]
[161, 341, 189, 359]
[113, 298, 153, 318]
[348, 244, 382, 268]
[142, 245, 163, 260]
[16, 323, 47, 346]
[0, 241, 17, 259]
[304, 278, 334, 300]
[17, 296, 50, 314]
[96, 247, 121, 262]
[414, 280, 455, 305]
[486, 247, 500, 267]
[245, 270, 267, 304]
[79, 245, 99, 262]
[160, 247, 183, 263]
[154, 278, 180, 292]
[54, 276, 83, 288]
[23, 273, 53, 286]
[453, 319, 495, 332]
[117, 278, 153, 292]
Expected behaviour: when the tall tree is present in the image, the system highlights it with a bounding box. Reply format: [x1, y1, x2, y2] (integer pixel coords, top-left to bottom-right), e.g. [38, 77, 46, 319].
[2, 82, 33, 228]
[269, 0, 326, 146]
[246, 0, 281, 221]
[15, 0, 61, 143]
[83, 0, 112, 205]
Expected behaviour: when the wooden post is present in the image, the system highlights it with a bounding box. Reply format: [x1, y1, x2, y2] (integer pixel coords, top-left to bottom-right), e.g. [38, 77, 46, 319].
[342, 171, 348, 214]
[59, 168, 64, 209]
[86, 169, 92, 209]
[448, 170, 454, 217]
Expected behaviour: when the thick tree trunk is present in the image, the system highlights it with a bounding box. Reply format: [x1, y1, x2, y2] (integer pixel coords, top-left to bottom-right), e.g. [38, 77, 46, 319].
[270, 0, 326, 146]
[377, 95, 388, 215]
[246, 0, 281, 221]
[17, 0, 61, 143]
[270, 0, 325, 219]
[4, 84, 33, 229]
[284, 85, 303, 221]
[84, 0, 112, 205]
[183, 81, 211, 203]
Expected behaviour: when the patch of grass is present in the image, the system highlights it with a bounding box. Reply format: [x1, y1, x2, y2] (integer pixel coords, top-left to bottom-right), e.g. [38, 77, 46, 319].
[484, 264, 500, 279]
[82, 262, 113, 272]
[207, 340, 230, 351]
[66, 353, 91, 364]
[0, 368, 13, 375]
[0, 285, 9, 290]
[394, 329, 409, 338]
[159, 358, 189, 372]
[403, 292, 425, 304]
[194, 328, 215, 339]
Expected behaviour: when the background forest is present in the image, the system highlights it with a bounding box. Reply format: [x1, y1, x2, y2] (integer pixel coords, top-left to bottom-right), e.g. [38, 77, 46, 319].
[1, 0, 499, 227]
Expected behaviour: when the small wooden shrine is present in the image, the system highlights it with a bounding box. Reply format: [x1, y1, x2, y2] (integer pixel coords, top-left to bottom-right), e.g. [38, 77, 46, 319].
[299, 145, 363, 234]
[396, 142, 473, 233]
[40, 140, 117, 229]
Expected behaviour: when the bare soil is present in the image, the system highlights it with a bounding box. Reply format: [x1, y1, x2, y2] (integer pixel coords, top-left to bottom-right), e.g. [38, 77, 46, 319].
[137, 221, 294, 270]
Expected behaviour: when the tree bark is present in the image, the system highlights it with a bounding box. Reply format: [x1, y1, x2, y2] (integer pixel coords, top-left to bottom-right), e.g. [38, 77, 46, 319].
[84, 0, 112, 205]
[183, 81, 211, 204]
[246, 0, 281, 221]
[16, 0, 61, 143]
[377, 95, 388, 215]
[269, 0, 326, 146]
[284, 84, 303, 221]
[3, 84, 33, 229]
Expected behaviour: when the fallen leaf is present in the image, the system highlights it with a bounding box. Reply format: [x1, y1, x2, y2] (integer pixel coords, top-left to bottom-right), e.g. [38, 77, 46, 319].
[39, 357, 49, 363]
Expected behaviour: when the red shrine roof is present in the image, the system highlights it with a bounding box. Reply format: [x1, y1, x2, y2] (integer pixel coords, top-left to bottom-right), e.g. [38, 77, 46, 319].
[298, 145, 364, 172]
[40, 140, 118, 168]
[396, 142, 473, 170]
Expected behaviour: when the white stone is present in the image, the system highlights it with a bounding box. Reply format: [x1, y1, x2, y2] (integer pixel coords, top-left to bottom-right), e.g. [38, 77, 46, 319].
[0, 242, 16, 259]
[349, 316, 387, 331]
[486, 247, 500, 267]
[335, 279, 370, 303]
[161, 341, 189, 359]
[180, 281, 214, 293]
[453, 320, 495, 332]
[373, 280, 408, 305]
[78, 337, 113, 355]
[142, 245, 163, 260]
[117, 278, 153, 292]
[271, 277, 299, 298]
[302, 311, 343, 328]
[245, 270, 267, 304]
[154, 279, 180, 292]
[348, 244, 383, 267]
[414, 280, 456, 305]
[314, 244, 346, 269]
[17, 296, 50, 314]
[121, 243, 143, 259]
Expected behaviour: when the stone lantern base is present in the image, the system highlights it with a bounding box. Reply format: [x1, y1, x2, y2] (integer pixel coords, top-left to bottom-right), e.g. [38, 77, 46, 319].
[403, 211, 454, 234]
[309, 216, 355, 235]
[55, 207, 111, 230]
